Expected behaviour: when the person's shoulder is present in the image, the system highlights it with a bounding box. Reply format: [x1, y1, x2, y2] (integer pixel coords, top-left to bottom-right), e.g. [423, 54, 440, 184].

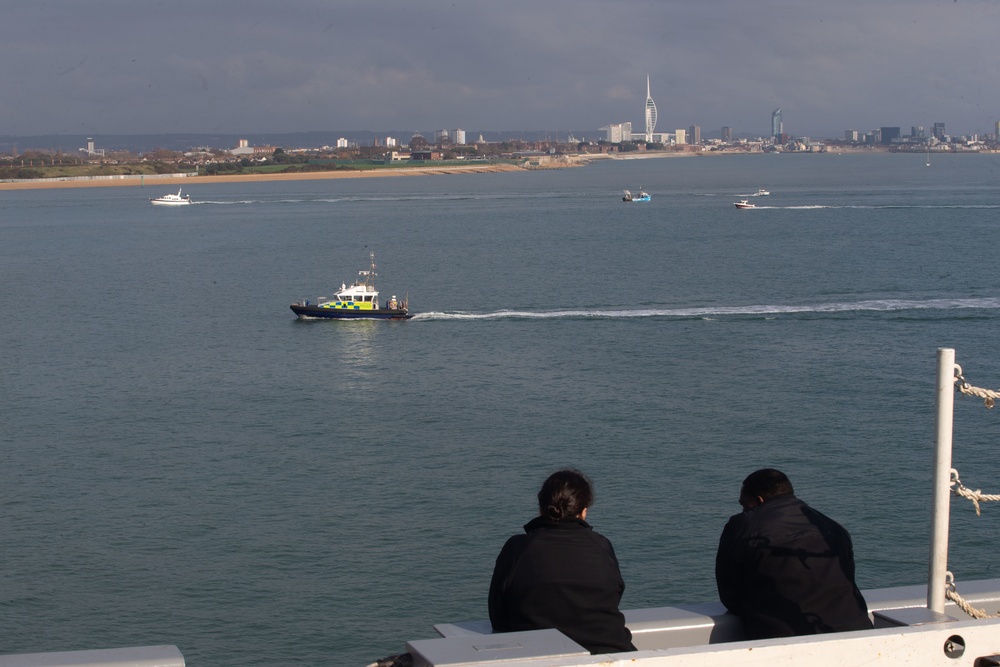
[501, 532, 530, 551]
[722, 509, 752, 531]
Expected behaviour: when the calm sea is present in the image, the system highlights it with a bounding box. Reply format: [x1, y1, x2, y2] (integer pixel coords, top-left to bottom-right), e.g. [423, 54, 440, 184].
[4, 153, 1000, 666]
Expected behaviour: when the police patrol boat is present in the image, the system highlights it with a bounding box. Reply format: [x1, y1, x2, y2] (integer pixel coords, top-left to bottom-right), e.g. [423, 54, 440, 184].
[290, 253, 412, 320]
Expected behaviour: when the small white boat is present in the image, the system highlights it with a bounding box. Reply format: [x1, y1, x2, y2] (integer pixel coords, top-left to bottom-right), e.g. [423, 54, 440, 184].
[734, 200, 755, 209]
[752, 188, 770, 196]
[150, 188, 192, 206]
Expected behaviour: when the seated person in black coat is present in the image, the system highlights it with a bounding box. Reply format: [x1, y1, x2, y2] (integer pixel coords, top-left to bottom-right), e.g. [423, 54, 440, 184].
[488, 469, 635, 654]
[715, 468, 874, 639]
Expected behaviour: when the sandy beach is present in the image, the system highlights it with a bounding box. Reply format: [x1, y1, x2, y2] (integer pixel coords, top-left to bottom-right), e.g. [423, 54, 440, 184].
[0, 162, 536, 191]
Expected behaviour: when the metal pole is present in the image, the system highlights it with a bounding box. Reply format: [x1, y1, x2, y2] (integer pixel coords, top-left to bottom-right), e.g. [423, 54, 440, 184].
[928, 347, 956, 612]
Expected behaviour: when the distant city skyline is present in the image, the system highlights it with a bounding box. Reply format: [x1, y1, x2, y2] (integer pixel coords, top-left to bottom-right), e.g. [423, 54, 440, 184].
[4, 1, 1000, 140]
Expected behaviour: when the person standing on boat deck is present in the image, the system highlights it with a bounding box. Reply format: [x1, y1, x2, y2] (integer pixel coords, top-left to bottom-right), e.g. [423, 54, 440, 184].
[715, 468, 873, 640]
[488, 469, 635, 655]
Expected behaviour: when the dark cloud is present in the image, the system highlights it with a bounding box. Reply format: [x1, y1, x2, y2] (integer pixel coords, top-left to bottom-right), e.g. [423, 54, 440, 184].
[3, 0, 998, 138]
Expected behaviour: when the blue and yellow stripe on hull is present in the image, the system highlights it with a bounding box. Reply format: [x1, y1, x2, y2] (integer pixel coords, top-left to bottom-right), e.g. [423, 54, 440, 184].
[290, 303, 412, 320]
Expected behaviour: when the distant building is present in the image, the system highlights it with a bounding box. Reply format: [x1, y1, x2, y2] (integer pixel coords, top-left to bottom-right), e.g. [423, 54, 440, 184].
[688, 125, 701, 145]
[336, 138, 349, 148]
[880, 127, 901, 145]
[845, 129, 859, 142]
[448, 129, 466, 145]
[644, 74, 657, 143]
[911, 126, 925, 138]
[933, 122, 946, 140]
[674, 128, 686, 145]
[229, 140, 275, 157]
[386, 137, 397, 148]
[722, 126, 733, 143]
[79, 137, 105, 157]
[601, 122, 632, 143]
[771, 108, 783, 139]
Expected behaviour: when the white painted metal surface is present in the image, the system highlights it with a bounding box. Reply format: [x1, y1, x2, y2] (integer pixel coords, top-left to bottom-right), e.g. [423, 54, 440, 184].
[929, 347, 957, 613]
[0, 646, 184, 667]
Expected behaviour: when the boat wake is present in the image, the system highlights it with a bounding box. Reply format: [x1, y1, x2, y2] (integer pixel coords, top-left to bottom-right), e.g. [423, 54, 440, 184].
[750, 204, 1000, 210]
[411, 297, 1000, 321]
[188, 193, 589, 206]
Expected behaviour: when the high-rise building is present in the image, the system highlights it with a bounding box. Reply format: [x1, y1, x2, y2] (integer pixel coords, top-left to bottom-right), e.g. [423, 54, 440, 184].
[688, 125, 701, 145]
[880, 127, 901, 144]
[771, 109, 783, 139]
[933, 122, 946, 139]
[448, 129, 466, 145]
[722, 126, 733, 143]
[644, 74, 657, 143]
[601, 122, 632, 143]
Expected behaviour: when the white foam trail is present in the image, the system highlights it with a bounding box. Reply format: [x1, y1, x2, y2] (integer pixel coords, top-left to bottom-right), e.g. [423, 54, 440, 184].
[410, 298, 1000, 321]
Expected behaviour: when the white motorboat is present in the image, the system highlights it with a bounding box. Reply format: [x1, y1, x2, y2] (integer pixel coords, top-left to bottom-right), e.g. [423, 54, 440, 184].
[734, 200, 756, 209]
[150, 188, 192, 206]
[753, 188, 770, 196]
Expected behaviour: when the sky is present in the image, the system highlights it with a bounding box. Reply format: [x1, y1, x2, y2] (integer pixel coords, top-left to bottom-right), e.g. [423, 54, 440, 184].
[4, 0, 1000, 140]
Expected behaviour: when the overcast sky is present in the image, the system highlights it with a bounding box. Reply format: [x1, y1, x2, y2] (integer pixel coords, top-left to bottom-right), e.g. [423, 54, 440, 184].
[4, 0, 999, 140]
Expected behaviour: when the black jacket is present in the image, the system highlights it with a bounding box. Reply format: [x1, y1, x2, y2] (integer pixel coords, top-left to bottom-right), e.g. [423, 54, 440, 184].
[715, 494, 873, 639]
[488, 516, 635, 654]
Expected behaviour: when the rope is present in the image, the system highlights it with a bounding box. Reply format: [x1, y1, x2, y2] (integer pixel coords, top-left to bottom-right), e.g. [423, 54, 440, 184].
[940, 368, 1000, 619]
[945, 572, 1000, 619]
[950, 469, 1000, 516]
[955, 372, 1000, 408]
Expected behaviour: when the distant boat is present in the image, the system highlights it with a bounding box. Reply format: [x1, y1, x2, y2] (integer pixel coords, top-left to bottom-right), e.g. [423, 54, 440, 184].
[623, 188, 651, 202]
[926, 150, 931, 167]
[752, 188, 770, 196]
[734, 200, 756, 209]
[150, 188, 192, 206]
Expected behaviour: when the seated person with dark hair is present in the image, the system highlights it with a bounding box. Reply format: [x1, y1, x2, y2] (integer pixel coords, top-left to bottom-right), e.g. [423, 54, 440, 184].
[715, 468, 873, 639]
[488, 469, 635, 655]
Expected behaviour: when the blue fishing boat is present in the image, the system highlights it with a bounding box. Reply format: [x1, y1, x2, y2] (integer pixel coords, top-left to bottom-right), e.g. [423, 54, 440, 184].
[623, 188, 650, 202]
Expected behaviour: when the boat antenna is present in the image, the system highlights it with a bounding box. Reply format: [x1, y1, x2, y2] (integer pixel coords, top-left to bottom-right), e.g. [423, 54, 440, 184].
[365, 251, 377, 289]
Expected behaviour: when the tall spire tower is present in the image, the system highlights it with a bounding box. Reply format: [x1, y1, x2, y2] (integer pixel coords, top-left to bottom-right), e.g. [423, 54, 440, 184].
[644, 74, 657, 143]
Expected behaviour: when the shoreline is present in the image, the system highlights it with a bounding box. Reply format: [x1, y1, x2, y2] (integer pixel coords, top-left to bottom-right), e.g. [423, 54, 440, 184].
[0, 162, 533, 191]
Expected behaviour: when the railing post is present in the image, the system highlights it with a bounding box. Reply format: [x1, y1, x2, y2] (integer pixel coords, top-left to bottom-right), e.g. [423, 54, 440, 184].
[928, 347, 956, 612]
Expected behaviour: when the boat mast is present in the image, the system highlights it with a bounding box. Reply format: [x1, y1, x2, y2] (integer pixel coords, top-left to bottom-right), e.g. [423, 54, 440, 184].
[360, 251, 378, 291]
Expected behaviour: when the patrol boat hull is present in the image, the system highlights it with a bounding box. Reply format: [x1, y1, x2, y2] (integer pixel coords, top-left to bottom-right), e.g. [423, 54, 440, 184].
[290, 302, 412, 320]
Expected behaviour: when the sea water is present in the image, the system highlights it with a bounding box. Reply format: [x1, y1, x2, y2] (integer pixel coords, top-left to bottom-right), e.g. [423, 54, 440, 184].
[4, 153, 1000, 666]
